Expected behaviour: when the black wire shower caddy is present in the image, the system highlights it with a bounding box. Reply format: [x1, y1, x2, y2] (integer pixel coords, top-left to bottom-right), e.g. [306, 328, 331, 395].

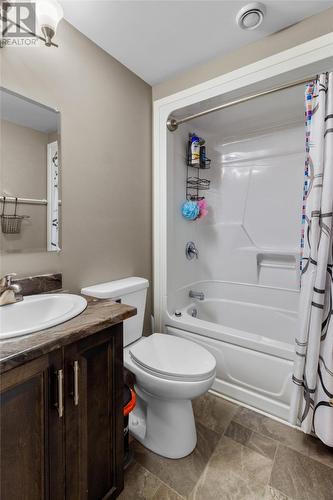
[185, 135, 211, 201]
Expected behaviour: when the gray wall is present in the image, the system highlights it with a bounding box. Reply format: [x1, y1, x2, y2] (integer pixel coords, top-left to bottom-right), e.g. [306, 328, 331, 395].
[153, 7, 333, 100]
[0, 20, 152, 328]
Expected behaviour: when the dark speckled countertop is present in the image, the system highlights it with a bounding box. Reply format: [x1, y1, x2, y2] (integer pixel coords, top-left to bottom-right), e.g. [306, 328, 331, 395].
[0, 295, 136, 374]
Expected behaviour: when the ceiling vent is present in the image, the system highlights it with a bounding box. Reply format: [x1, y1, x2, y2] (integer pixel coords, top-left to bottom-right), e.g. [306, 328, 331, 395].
[236, 2, 266, 30]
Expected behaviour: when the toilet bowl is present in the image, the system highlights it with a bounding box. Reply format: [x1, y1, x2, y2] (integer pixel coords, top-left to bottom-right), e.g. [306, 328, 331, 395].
[82, 277, 216, 459]
[125, 333, 216, 458]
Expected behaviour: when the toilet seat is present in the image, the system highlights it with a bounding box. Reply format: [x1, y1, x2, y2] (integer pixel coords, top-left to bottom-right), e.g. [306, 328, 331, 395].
[129, 333, 216, 382]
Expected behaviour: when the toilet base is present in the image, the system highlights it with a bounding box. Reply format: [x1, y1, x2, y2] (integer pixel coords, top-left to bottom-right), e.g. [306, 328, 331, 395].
[129, 385, 197, 459]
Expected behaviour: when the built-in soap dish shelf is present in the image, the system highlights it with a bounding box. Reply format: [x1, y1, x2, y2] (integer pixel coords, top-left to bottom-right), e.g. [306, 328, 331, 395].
[256, 252, 299, 288]
[257, 252, 297, 269]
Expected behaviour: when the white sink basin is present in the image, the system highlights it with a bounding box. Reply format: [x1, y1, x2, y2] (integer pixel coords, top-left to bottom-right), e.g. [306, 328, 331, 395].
[0, 293, 87, 340]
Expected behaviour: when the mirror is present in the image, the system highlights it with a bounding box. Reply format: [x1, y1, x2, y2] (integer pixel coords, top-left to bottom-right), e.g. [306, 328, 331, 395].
[0, 88, 61, 253]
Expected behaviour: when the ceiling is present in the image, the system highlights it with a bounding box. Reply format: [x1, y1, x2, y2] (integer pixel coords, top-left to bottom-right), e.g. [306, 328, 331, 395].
[61, 0, 333, 85]
[1, 89, 59, 133]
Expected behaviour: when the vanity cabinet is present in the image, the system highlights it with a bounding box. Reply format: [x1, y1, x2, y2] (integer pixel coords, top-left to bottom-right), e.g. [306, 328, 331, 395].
[64, 326, 124, 500]
[0, 324, 124, 500]
[0, 354, 57, 500]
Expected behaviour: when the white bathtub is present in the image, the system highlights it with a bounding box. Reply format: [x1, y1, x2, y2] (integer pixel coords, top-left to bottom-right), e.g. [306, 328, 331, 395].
[165, 281, 299, 420]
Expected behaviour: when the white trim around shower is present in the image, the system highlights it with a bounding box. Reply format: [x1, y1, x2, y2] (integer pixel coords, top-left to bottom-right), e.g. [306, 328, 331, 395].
[153, 32, 333, 333]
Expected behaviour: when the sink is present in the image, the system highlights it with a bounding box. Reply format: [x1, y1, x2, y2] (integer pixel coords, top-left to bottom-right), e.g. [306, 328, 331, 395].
[0, 293, 87, 340]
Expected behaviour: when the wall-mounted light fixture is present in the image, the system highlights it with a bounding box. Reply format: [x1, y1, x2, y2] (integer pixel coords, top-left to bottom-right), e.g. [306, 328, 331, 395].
[0, 0, 63, 47]
[36, 0, 63, 46]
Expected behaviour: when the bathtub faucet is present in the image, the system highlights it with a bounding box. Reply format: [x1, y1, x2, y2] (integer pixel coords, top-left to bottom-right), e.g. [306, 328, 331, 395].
[185, 241, 199, 260]
[189, 290, 205, 301]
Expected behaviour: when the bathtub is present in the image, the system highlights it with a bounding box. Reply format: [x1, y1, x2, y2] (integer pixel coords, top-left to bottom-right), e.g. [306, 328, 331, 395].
[165, 281, 299, 420]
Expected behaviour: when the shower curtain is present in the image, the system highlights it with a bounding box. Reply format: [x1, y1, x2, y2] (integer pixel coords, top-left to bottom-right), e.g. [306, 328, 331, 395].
[291, 73, 333, 446]
[47, 141, 60, 251]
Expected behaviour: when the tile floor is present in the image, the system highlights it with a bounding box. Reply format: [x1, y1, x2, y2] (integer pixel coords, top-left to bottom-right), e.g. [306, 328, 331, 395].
[119, 393, 333, 500]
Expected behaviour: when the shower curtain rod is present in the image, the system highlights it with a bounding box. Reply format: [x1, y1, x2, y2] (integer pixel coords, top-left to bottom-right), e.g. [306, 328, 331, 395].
[166, 75, 316, 131]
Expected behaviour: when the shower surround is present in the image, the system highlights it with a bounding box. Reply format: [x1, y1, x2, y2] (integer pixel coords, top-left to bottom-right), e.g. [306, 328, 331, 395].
[153, 36, 333, 425]
[165, 104, 305, 420]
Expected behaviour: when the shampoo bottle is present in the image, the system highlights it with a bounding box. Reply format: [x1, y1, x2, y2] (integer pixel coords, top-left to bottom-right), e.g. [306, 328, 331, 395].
[190, 134, 200, 165]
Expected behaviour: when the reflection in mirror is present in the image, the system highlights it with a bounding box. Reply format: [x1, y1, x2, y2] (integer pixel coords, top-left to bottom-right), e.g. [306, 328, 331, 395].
[0, 88, 61, 253]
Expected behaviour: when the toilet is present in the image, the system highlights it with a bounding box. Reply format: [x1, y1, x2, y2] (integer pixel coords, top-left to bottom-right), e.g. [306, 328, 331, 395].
[81, 277, 216, 459]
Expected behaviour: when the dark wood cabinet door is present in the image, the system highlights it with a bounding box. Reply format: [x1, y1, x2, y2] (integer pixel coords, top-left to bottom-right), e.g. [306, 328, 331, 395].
[64, 325, 124, 500]
[48, 349, 66, 500]
[0, 351, 64, 500]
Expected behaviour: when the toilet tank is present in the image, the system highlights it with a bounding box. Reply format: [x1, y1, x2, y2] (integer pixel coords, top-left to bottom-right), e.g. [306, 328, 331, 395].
[81, 277, 149, 347]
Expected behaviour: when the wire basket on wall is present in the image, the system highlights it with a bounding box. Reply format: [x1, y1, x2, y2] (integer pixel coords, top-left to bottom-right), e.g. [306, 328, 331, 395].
[1, 197, 29, 234]
[187, 177, 210, 190]
[185, 134, 212, 202]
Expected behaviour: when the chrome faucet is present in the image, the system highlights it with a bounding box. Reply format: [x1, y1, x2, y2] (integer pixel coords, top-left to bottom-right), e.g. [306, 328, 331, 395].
[189, 290, 205, 301]
[0, 273, 23, 306]
[185, 241, 199, 260]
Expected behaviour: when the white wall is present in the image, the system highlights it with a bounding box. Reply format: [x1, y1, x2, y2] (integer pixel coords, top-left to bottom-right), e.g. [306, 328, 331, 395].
[167, 123, 204, 297]
[167, 92, 305, 311]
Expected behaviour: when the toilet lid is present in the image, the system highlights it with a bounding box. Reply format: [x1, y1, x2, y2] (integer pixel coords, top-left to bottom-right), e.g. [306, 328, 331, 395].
[129, 333, 216, 381]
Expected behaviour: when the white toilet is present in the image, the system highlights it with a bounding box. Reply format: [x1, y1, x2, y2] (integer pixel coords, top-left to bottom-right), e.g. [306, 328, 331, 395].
[82, 277, 216, 459]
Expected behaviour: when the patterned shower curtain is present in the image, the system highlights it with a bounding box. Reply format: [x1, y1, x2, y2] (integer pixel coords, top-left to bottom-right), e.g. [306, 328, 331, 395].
[47, 141, 60, 251]
[291, 73, 333, 446]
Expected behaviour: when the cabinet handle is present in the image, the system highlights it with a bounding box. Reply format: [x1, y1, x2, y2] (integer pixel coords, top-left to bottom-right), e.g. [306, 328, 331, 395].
[73, 360, 79, 406]
[56, 369, 64, 418]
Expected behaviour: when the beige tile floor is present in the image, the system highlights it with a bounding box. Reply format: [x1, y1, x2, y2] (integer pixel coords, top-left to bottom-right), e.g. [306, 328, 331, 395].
[119, 393, 333, 500]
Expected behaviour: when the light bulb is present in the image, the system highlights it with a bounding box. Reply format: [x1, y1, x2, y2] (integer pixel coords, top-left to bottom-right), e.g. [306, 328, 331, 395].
[36, 0, 63, 45]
